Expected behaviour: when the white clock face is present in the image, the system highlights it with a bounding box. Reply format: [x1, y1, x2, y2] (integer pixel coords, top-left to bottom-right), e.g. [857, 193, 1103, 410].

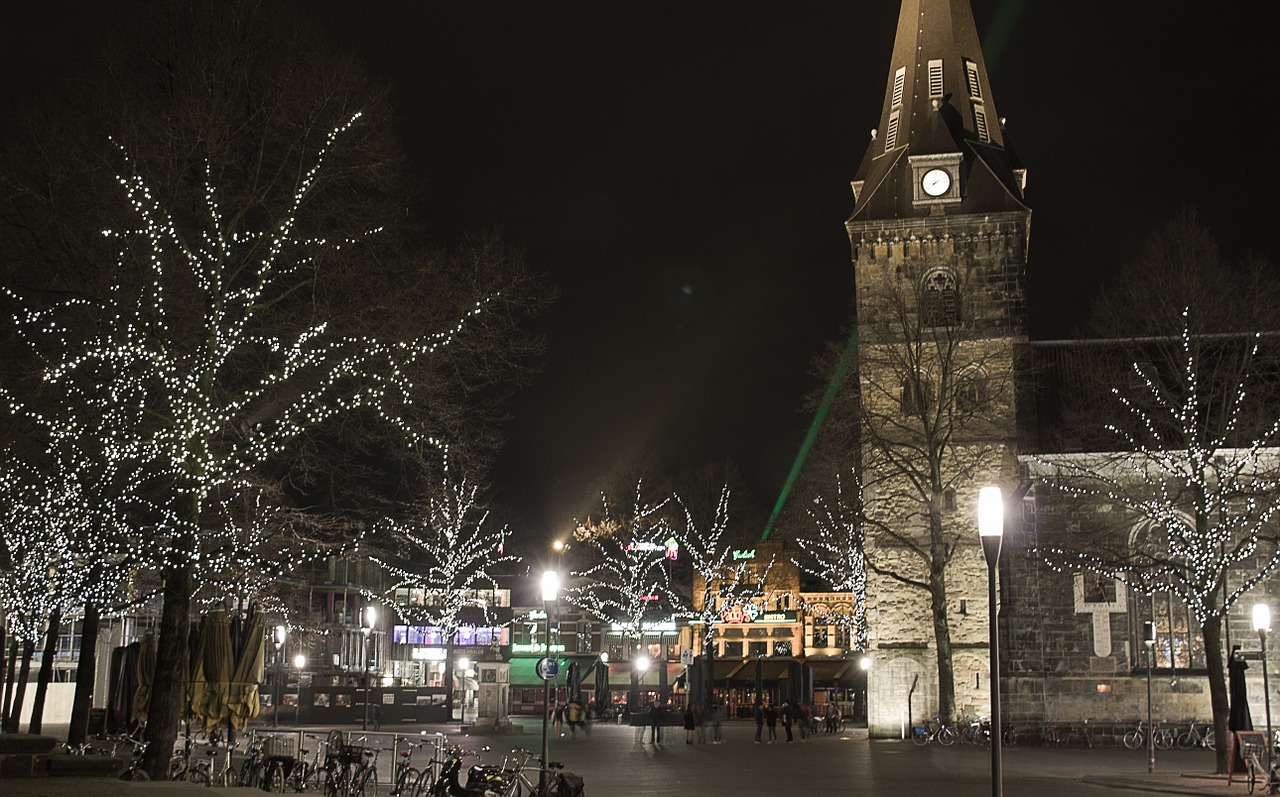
[921, 168, 952, 197]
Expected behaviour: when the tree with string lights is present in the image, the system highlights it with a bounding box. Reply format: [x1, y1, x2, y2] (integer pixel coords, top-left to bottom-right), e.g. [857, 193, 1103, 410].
[567, 483, 676, 668]
[673, 484, 773, 713]
[793, 472, 868, 653]
[1033, 213, 1280, 773]
[368, 458, 517, 724]
[1, 2, 543, 771]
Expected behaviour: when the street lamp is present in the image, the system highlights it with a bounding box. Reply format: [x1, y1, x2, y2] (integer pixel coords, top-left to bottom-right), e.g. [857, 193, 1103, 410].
[1143, 620, 1156, 772]
[540, 570, 560, 795]
[293, 654, 306, 727]
[978, 485, 1004, 797]
[361, 606, 377, 731]
[273, 624, 287, 728]
[1254, 604, 1272, 763]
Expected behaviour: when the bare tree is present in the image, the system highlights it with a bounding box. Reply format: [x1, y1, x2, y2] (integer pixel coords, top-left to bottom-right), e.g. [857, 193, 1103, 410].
[853, 266, 1017, 724]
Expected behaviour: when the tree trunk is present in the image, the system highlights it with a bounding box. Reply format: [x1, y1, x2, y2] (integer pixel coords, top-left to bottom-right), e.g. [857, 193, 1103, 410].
[28, 607, 62, 734]
[143, 560, 192, 779]
[704, 637, 716, 714]
[67, 602, 100, 746]
[5, 638, 36, 732]
[444, 636, 455, 724]
[1203, 613, 1232, 773]
[2, 634, 17, 729]
[929, 508, 956, 723]
[0, 620, 7, 729]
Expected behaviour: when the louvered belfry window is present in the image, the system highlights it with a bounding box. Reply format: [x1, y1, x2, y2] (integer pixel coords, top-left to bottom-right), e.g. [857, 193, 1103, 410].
[892, 66, 906, 108]
[964, 59, 982, 99]
[885, 110, 901, 152]
[973, 104, 989, 142]
[928, 59, 944, 97]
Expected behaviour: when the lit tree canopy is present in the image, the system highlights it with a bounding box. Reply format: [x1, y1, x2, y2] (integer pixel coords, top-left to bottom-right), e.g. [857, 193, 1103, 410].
[794, 472, 868, 650]
[567, 482, 676, 640]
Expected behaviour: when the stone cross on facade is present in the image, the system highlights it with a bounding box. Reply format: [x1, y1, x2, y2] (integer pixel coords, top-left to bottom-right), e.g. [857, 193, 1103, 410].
[1073, 574, 1127, 657]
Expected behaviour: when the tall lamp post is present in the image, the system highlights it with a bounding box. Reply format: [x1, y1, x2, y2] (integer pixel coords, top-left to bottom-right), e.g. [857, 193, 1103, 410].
[293, 654, 306, 727]
[978, 486, 1004, 797]
[1143, 621, 1156, 772]
[361, 606, 376, 731]
[273, 625, 287, 728]
[1254, 604, 1272, 764]
[540, 570, 560, 795]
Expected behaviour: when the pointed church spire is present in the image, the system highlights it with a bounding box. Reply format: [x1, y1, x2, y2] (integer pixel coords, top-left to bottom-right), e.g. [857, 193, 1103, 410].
[849, 0, 1026, 222]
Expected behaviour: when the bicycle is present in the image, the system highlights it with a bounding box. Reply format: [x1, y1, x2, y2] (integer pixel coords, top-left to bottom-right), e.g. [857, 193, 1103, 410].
[1176, 719, 1216, 750]
[911, 718, 958, 746]
[1066, 719, 1093, 748]
[959, 716, 991, 746]
[284, 732, 330, 792]
[1122, 719, 1174, 751]
[390, 735, 431, 797]
[113, 736, 151, 781]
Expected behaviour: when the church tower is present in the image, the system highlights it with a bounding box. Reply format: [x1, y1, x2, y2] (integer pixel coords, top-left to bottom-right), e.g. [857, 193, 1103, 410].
[846, 0, 1031, 735]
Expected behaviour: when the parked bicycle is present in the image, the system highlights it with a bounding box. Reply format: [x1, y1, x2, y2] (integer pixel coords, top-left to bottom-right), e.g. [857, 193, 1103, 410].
[911, 718, 958, 746]
[1122, 719, 1174, 751]
[1176, 719, 1216, 750]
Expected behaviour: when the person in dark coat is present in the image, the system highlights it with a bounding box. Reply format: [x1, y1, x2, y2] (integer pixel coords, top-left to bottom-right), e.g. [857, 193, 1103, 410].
[684, 705, 696, 744]
[649, 700, 664, 745]
[766, 703, 779, 743]
[1230, 645, 1254, 732]
[781, 701, 793, 742]
[754, 702, 765, 744]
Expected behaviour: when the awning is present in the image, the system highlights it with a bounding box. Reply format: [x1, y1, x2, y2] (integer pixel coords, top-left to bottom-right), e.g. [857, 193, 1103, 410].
[807, 659, 857, 684]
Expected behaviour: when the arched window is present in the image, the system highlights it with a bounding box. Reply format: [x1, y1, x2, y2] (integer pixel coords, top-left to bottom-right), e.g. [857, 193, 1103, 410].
[955, 367, 989, 413]
[900, 377, 933, 415]
[1128, 518, 1206, 671]
[920, 268, 960, 327]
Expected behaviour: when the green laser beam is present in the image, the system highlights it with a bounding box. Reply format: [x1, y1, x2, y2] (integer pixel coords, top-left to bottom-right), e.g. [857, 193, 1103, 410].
[761, 325, 859, 541]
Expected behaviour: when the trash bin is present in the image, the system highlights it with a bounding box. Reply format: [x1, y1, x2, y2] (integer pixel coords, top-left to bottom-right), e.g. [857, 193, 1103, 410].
[88, 708, 107, 736]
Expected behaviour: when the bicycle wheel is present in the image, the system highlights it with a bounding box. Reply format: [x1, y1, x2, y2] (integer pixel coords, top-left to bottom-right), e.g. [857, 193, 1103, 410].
[355, 765, 378, 797]
[911, 727, 930, 746]
[1122, 730, 1143, 750]
[1002, 728, 1018, 746]
[1176, 731, 1193, 750]
[263, 759, 289, 793]
[1248, 754, 1261, 795]
[937, 726, 958, 747]
[189, 761, 212, 787]
[394, 766, 419, 796]
[1154, 729, 1175, 750]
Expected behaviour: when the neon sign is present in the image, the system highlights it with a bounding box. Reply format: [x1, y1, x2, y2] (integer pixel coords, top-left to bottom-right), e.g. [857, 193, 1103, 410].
[732, 549, 755, 560]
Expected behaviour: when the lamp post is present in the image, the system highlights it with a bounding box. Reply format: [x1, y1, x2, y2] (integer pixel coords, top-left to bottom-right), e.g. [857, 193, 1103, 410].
[273, 625, 287, 728]
[361, 606, 376, 731]
[1143, 620, 1156, 772]
[1254, 604, 1272, 764]
[540, 570, 560, 795]
[978, 485, 1004, 797]
[293, 654, 306, 727]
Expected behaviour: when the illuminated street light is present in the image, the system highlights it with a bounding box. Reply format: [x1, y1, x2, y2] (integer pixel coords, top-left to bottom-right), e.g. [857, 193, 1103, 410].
[361, 606, 377, 731]
[540, 570, 560, 794]
[978, 485, 1004, 797]
[272, 625, 287, 728]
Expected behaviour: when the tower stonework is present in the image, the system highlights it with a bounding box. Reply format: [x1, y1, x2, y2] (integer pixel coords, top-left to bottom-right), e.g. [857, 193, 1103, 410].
[846, 0, 1030, 736]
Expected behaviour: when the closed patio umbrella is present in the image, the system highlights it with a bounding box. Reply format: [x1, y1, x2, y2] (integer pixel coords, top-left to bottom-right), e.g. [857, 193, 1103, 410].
[227, 610, 265, 730]
[192, 610, 235, 733]
[131, 633, 156, 723]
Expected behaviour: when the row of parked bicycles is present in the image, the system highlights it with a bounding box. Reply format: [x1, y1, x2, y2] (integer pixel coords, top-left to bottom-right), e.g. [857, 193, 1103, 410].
[159, 727, 584, 796]
[910, 717, 1218, 750]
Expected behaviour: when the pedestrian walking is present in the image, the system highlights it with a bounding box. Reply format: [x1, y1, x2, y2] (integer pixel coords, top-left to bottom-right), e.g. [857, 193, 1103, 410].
[798, 702, 810, 742]
[567, 699, 582, 738]
[754, 702, 765, 744]
[372, 703, 381, 732]
[694, 704, 707, 744]
[684, 705, 696, 744]
[766, 703, 778, 743]
[781, 701, 793, 742]
[554, 703, 565, 737]
[712, 701, 724, 744]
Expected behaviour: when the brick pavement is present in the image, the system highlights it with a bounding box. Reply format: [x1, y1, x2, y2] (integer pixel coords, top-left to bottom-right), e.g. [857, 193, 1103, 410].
[0, 720, 1258, 796]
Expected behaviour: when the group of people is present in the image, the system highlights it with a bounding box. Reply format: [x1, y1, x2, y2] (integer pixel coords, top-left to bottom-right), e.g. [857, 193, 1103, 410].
[753, 700, 819, 743]
[633, 700, 728, 745]
[552, 698, 592, 738]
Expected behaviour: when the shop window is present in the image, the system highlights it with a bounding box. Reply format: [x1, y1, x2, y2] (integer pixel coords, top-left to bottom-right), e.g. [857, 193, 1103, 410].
[724, 641, 743, 658]
[749, 642, 768, 658]
[774, 641, 792, 657]
[812, 626, 829, 647]
[834, 627, 852, 649]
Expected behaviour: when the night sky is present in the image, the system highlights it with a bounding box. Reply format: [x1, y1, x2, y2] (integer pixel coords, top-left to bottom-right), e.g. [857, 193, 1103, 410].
[3, 2, 1276, 536]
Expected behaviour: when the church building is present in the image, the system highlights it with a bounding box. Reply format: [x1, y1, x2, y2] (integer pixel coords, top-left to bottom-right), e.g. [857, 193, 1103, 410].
[845, 0, 1278, 741]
